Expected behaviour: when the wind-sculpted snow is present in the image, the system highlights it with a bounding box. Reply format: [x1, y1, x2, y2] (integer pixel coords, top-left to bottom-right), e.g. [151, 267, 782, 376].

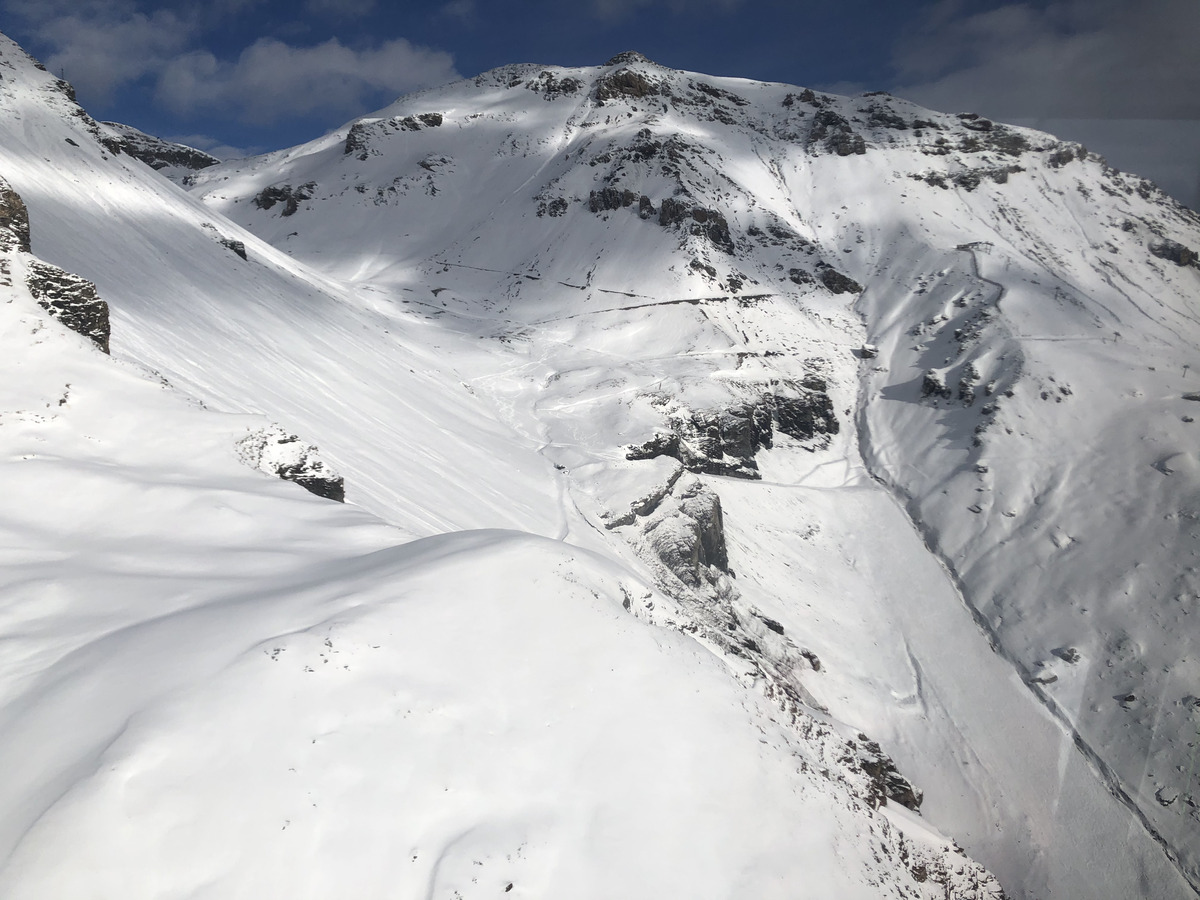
[3, 30, 1200, 898]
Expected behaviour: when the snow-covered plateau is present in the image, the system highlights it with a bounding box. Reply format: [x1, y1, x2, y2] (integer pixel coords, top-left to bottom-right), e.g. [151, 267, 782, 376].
[1, 33, 1198, 900]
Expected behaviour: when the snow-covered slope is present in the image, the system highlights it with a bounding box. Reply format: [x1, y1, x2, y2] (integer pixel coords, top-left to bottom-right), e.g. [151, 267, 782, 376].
[0, 33, 1017, 900]
[3, 32, 1198, 898]
[188, 51, 1200, 896]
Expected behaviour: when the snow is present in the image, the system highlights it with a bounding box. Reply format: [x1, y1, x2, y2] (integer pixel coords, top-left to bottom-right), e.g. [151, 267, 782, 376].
[2, 32, 1198, 899]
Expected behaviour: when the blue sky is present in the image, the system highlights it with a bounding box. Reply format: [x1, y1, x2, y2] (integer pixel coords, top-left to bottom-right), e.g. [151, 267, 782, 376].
[4, 0, 1198, 207]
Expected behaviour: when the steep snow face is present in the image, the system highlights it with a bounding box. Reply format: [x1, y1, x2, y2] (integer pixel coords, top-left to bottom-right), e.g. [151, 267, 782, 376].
[189, 51, 1200, 896]
[0, 37, 1019, 900]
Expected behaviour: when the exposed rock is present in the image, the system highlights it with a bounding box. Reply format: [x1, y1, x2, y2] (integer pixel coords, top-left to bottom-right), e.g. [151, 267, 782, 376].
[1047, 143, 1087, 168]
[817, 264, 862, 294]
[865, 106, 908, 130]
[99, 122, 220, 174]
[642, 477, 729, 587]
[536, 197, 568, 218]
[345, 114, 442, 159]
[219, 238, 247, 260]
[595, 68, 659, 103]
[921, 370, 951, 399]
[589, 186, 637, 213]
[0, 177, 31, 253]
[688, 206, 734, 254]
[344, 122, 373, 158]
[659, 196, 691, 227]
[1052, 646, 1081, 664]
[26, 260, 110, 353]
[956, 112, 993, 132]
[809, 109, 866, 156]
[252, 183, 317, 217]
[958, 362, 981, 405]
[1150, 238, 1197, 267]
[628, 380, 839, 477]
[851, 735, 924, 810]
[237, 424, 345, 502]
[526, 70, 584, 98]
[637, 194, 655, 219]
[774, 376, 840, 441]
[605, 51, 655, 66]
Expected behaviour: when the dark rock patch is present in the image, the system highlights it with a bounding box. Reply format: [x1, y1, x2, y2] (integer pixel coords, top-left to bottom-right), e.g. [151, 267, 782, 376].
[219, 238, 247, 260]
[100, 122, 220, 173]
[817, 265, 862, 295]
[252, 182, 317, 217]
[536, 197, 569, 217]
[589, 186, 637, 213]
[526, 71, 584, 98]
[595, 69, 659, 103]
[0, 178, 31, 253]
[1150, 239, 1197, 268]
[628, 380, 839, 477]
[850, 735, 923, 811]
[237, 425, 345, 502]
[809, 109, 866, 156]
[26, 260, 110, 353]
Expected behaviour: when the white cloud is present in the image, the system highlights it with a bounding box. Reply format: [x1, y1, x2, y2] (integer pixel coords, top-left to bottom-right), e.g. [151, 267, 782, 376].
[4, 2, 194, 103]
[155, 37, 459, 123]
[2, 0, 459, 124]
[164, 133, 263, 161]
[889, 1, 1200, 208]
[892, 0, 1200, 120]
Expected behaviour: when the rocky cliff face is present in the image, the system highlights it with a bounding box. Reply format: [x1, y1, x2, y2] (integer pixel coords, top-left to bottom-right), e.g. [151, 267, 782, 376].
[98, 122, 220, 184]
[0, 176, 109, 353]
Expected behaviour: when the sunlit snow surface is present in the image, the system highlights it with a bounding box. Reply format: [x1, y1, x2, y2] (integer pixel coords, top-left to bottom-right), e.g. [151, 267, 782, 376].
[2, 35, 1199, 899]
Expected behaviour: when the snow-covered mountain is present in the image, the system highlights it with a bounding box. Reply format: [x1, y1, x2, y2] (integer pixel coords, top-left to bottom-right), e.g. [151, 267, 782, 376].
[2, 32, 1198, 900]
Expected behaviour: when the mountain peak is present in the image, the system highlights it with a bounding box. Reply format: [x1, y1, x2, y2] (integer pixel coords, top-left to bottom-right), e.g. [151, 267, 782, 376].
[604, 50, 658, 67]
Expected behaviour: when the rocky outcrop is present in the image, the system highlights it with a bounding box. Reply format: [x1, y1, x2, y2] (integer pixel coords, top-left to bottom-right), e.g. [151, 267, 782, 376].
[818, 264, 862, 294]
[657, 198, 734, 253]
[99, 122, 220, 174]
[237, 424, 345, 502]
[642, 477, 729, 588]
[252, 183, 317, 217]
[0, 176, 110, 352]
[1150, 238, 1198, 267]
[628, 379, 840, 478]
[26, 260, 110, 353]
[595, 68, 659, 103]
[345, 114, 443, 159]
[219, 238, 247, 260]
[525, 70, 584, 98]
[536, 197, 568, 217]
[809, 109, 866, 156]
[0, 179, 31, 253]
[848, 735, 924, 810]
[589, 187, 637, 213]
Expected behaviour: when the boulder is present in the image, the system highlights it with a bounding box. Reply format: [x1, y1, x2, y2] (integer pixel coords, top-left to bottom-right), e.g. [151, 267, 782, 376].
[237, 424, 345, 502]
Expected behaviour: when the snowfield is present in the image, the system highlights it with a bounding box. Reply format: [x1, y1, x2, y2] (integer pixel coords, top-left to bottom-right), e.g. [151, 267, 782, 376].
[1, 34, 1198, 899]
